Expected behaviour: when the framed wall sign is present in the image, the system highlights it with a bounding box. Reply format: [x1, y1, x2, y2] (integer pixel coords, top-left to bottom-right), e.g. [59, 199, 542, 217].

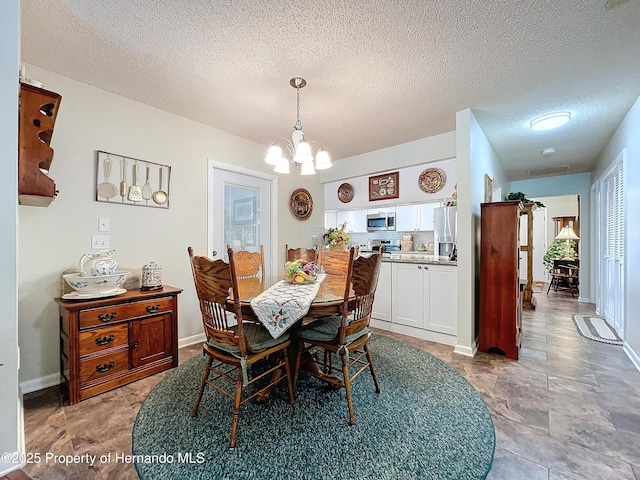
[369, 172, 399, 201]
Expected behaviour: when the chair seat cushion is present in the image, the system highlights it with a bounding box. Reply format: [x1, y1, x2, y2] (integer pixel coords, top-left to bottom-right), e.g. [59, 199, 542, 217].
[208, 322, 289, 354]
[297, 314, 369, 344]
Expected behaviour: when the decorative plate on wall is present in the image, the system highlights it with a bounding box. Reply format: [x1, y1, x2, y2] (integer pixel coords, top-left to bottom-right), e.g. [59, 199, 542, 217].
[289, 188, 313, 221]
[418, 168, 446, 194]
[337, 183, 354, 203]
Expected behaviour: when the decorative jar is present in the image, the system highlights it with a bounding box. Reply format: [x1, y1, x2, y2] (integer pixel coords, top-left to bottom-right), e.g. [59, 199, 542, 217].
[141, 261, 163, 291]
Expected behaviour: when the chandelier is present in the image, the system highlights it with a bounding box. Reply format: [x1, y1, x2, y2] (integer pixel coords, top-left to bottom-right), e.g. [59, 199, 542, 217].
[264, 77, 332, 175]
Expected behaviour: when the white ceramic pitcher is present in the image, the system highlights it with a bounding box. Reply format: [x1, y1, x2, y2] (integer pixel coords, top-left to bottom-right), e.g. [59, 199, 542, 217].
[79, 250, 118, 276]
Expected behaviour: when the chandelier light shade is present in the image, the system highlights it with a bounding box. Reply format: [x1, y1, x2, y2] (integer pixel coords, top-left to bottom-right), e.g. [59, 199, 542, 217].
[265, 77, 332, 175]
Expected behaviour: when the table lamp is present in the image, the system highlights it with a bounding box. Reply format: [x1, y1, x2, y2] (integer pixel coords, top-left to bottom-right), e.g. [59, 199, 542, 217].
[555, 226, 579, 258]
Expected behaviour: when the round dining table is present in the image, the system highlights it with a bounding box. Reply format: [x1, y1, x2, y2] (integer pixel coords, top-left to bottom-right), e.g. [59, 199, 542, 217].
[228, 274, 352, 395]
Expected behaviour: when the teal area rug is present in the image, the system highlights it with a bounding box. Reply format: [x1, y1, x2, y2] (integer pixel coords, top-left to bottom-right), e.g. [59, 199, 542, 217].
[133, 335, 495, 480]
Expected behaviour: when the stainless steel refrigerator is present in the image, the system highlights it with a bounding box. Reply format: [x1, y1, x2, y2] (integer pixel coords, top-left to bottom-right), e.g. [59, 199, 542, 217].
[434, 206, 457, 257]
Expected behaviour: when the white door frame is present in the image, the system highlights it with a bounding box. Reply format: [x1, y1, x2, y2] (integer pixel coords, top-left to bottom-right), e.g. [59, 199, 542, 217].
[207, 160, 278, 273]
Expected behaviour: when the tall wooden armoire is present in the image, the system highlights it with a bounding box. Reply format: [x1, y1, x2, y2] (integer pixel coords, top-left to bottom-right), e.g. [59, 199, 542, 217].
[478, 200, 523, 360]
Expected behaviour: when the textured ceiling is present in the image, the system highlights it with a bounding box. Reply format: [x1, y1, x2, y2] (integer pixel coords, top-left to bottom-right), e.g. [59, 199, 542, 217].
[21, 0, 640, 181]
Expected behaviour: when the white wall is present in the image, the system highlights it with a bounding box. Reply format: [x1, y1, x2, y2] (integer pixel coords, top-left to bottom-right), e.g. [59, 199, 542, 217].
[17, 65, 324, 387]
[510, 173, 591, 302]
[0, 1, 21, 474]
[455, 109, 509, 356]
[593, 94, 640, 367]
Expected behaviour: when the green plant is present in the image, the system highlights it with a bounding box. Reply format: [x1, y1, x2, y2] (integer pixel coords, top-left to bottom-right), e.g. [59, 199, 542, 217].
[505, 192, 545, 208]
[543, 239, 577, 273]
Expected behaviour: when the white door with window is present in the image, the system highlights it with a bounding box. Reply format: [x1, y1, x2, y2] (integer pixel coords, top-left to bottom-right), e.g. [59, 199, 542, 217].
[601, 151, 625, 339]
[208, 161, 277, 275]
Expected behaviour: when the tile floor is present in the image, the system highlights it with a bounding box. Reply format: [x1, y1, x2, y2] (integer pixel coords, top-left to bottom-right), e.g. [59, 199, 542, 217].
[19, 289, 640, 479]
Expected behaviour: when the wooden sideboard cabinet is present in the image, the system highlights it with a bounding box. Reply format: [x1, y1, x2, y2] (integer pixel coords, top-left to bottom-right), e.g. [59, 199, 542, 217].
[478, 201, 523, 360]
[55, 286, 182, 404]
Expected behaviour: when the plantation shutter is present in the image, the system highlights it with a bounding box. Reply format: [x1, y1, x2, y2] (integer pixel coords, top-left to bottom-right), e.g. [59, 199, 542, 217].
[603, 164, 624, 262]
[617, 167, 624, 262]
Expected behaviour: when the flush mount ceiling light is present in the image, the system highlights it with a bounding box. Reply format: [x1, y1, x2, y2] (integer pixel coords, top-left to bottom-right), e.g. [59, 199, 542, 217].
[530, 112, 571, 131]
[264, 77, 332, 175]
[542, 147, 556, 155]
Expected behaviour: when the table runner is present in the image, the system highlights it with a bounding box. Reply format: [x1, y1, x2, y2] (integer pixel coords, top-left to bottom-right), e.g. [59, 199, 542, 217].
[250, 274, 326, 338]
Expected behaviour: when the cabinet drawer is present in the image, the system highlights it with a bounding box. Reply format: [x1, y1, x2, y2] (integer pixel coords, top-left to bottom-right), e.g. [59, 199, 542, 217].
[79, 297, 174, 329]
[79, 323, 128, 357]
[79, 349, 128, 384]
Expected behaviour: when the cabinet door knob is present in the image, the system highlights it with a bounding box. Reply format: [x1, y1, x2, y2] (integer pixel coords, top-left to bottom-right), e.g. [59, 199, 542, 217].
[132, 341, 139, 348]
[417, 265, 422, 269]
[146, 304, 161, 313]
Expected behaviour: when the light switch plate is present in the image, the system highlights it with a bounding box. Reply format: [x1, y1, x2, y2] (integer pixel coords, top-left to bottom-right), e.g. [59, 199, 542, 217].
[91, 235, 110, 249]
[98, 217, 110, 232]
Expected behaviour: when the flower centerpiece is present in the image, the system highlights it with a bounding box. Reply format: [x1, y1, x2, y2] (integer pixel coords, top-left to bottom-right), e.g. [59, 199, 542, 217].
[323, 221, 351, 252]
[284, 259, 317, 283]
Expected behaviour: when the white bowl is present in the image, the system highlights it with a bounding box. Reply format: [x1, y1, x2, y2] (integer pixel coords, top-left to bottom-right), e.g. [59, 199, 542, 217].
[63, 272, 129, 294]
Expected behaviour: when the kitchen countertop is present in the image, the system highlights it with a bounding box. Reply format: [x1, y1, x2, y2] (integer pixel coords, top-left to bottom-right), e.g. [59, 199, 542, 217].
[378, 252, 457, 266]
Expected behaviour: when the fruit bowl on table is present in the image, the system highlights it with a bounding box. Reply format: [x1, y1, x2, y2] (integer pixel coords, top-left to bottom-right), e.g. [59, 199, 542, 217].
[283, 259, 317, 284]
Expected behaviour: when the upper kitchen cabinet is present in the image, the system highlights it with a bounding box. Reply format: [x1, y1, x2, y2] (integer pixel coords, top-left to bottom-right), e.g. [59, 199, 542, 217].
[336, 209, 367, 233]
[18, 83, 62, 206]
[396, 203, 437, 231]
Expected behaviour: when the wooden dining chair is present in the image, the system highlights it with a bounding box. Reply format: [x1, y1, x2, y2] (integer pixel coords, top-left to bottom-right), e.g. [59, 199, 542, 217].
[316, 246, 358, 276]
[230, 244, 265, 279]
[188, 246, 294, 448]
[294, 246, 383, 425]
[285, 244, 317, 263]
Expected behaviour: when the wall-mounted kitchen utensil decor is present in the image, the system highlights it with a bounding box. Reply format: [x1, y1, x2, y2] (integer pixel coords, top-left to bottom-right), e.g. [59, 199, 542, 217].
[289, 188, 313, 221]
[337, 182, 354, 203]
[418, 168, 446, 194]
[95, 150, 171, 208]
[369, 171, 399, 201]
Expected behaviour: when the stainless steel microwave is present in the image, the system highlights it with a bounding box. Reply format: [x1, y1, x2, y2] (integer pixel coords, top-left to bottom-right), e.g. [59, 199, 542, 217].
[367, 212, 396, 231]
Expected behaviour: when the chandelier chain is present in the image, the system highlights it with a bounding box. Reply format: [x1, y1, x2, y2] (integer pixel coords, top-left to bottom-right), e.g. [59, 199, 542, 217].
[294, 85, 303, 131]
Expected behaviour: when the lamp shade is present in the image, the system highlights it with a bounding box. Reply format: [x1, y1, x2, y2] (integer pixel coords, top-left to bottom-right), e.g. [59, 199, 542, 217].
[314, 150, 332, 170]
[555, 226, 579, 241]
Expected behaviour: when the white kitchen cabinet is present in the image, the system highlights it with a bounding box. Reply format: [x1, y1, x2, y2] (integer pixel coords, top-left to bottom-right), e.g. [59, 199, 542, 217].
[367, 206, 396, 215]
[336, 209, 367, 233]
[372, 262, 392, 322]
[395, 203, 438, 232]
[392, 262, 428, 328]
[391, 262, 457, 335]
[427, 265, 457, 335]
[395, 204, 419, 232]
[324, 211, 337, 230]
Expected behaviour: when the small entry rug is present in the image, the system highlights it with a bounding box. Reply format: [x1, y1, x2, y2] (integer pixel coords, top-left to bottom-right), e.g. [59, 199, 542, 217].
[132, 335, 495, 480]
[573, 314, 623, 345]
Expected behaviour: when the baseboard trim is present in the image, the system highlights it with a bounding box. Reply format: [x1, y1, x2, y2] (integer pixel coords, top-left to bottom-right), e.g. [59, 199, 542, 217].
[454, 339, 477, 357]
[624, 343, 640, 373]
[578, 296, 591, 303]
[178, 333, 205, 348]
[0, 454, 23, 477]
[20, 372, 60, 395]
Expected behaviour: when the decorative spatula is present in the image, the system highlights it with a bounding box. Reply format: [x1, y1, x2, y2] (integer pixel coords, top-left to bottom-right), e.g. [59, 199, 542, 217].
[128, 162, 143, 202]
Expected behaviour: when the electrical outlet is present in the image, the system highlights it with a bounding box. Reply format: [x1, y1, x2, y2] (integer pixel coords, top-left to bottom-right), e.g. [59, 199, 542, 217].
[98, 217, 110, 232]
[91, 235, 110, 249]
